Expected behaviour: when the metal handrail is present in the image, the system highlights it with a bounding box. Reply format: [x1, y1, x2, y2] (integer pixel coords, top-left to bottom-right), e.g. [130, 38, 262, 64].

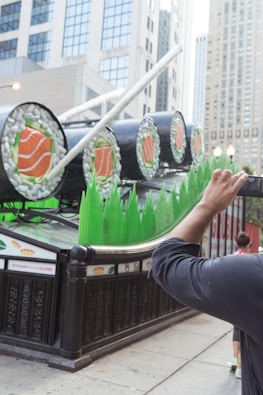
[92, 235, 166, 257]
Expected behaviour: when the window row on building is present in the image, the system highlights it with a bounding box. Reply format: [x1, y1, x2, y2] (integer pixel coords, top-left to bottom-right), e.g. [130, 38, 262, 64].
[0, 0, 54, 33]
[210, 128, 259, 140]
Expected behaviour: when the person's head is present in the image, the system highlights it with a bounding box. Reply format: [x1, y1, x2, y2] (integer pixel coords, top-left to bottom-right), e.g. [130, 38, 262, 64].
[235, 231, 251, 252]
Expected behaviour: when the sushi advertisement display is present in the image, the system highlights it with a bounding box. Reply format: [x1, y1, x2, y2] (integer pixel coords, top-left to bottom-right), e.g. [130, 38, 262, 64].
[0, 102, 204, 204]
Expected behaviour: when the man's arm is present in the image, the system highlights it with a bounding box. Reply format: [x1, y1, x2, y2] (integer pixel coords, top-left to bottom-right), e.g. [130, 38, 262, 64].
[151, 169, 254, 330]
[165, 169, 248, 243]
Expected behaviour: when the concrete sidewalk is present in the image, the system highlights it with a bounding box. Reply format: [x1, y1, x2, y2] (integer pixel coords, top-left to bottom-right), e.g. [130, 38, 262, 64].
[0, 314, 241, 395]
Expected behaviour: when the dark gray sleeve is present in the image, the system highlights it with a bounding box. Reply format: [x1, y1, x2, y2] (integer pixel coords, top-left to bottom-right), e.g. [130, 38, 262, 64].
[151, 238, 263, 341]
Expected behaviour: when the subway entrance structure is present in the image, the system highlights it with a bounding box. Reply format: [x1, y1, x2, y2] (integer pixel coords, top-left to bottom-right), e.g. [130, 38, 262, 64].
[0, 39, 259, 373]
[0, 99, 259, 371]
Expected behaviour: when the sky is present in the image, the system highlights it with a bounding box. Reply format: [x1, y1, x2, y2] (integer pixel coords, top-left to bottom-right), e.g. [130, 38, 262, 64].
[192, 0, 210, 35]
[160, 0, 210, 35]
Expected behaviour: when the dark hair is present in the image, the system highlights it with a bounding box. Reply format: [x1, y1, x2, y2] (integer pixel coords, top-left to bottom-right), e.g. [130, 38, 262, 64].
[235, 231, 251, 248]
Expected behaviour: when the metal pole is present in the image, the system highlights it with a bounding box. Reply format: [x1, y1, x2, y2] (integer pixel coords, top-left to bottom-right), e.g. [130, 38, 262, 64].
[46, 44, 183, 181]
[57, 88, 126, 123]
[0, 82, 21, 90]
[0, 84, 12, 89]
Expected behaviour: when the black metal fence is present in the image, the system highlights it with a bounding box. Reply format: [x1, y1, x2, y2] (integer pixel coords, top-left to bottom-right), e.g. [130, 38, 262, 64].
[0, 232, 195, 371]
[62, 246, 188, 356]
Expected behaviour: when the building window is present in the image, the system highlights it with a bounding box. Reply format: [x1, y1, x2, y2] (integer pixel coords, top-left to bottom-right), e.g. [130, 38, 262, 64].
[62, 0, 92, 58]
[146, 38, 149, 51]
[101, 0, 133, 50]
[31, 0, 54, 25]
[145, 85, 152, 97]
[211, 131, 217, 139]
[28, 31, 52, 62]
[146, 38, 152, 53]
[173, 87, 176, 99]
[0, 39, 17, 59]
[244, 129, 249, 137]
[147, 16, 150, 29]
[147, 0, 155, 11]
[146, 59, 149, 71]
[0, 1, 21, 32]
[99, 55, 129, 89]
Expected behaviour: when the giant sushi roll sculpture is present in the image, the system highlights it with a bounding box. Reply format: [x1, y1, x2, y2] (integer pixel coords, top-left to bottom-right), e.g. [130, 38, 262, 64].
[184, 122, 204, 166]
[170, 110, 188, 165]
[110, 117, 160, 181]
[83, 127, 121, 195]
[0, 102, 67, 202]
[59, 124, 121, 199]
[146, 111, 188, 168]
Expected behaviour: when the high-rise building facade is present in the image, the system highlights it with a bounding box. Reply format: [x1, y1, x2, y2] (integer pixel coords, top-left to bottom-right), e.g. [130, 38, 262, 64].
[204, 0, 263, 174]
[192, 34, 207, 127]
[0, 0, 192, 120]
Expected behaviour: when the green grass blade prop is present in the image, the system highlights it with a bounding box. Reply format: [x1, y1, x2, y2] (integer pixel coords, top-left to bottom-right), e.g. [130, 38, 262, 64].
[155, 184, 174, 236]
[103, 182, 125, 245]
[78, 173, 104, 245]
[141, 191, 155, 240]
[125, 184, 141, 244]
[77, 156, 239, 246]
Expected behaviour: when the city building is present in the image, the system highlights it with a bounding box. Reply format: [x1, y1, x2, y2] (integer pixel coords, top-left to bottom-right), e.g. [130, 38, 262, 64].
[192, 34, 207, 127]
[0, 0, 194, 122]
[204, 0, 263, 174]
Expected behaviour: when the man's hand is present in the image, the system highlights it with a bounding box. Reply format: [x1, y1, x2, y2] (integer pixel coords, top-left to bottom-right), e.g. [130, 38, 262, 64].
[166, 169, 248, 243]
[200, 169, 248, 215]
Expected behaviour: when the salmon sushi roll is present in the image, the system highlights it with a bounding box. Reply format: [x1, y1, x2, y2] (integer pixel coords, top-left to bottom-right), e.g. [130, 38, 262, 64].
[170, 110, 187, 164]
[83, 127, 121, 196]
[0, 102, 67, 201]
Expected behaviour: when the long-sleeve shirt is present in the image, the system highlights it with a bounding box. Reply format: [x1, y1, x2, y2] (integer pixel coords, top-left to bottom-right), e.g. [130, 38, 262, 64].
[151, 238, 263, 395]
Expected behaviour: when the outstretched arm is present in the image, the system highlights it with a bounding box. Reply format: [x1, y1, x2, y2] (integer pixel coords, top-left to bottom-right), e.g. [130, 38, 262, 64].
[166, 169, 248, 244]
[151, 169, 263, 336]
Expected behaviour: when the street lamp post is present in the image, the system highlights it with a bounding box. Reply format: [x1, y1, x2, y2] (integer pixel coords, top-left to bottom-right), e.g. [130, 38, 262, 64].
[213, 145, 222, 159]
[0, 82, 21, 90]
[227, 144, 235, 163]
